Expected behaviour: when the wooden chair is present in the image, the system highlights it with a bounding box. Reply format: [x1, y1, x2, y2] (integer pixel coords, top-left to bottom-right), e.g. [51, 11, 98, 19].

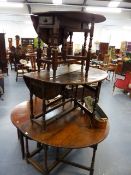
[16, 59, 29, 82]
[100, 54, 117, 80]
[0, 74, 4, 100]
[113, 72, 131, 94]
[107, 63, 117, 80]
[27, 53, 37, 71]
[114, 62, 123, 79]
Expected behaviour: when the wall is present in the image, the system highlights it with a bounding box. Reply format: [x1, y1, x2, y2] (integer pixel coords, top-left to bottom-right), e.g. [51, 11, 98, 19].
[94, 26, 131, 49]
[0, 20, 37, 48]
[0, 17, 131, 50]
[0, 3, 131, 50]
[0, 6, 37, 48]
[71, 27, 131, 52]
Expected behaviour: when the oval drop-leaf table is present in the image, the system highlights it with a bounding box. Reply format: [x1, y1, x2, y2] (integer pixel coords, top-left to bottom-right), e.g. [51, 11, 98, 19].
[11, 65, 109, 175]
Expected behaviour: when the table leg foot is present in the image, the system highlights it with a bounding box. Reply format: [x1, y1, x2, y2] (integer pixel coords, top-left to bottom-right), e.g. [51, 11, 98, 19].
[19, 130, 25, 159]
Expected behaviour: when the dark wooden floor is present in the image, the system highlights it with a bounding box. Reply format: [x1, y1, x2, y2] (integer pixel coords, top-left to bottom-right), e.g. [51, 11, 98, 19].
[0, 69, 131, 175]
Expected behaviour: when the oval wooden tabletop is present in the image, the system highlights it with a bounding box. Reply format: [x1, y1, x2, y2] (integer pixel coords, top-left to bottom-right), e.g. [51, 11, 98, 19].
[32, 11, 106, 24]
[11, 99, 109, 149]
[24, 65, 108, 85]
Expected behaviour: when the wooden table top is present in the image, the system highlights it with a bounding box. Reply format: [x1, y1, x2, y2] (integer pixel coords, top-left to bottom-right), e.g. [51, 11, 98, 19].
[11, 99, 109, 149]
[24, 64, 108, 85]
[31, 11, 106, 45]
[32, 11, 106, 24]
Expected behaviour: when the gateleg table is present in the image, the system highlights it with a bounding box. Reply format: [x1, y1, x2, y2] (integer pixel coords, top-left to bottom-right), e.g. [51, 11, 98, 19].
[11, 99, 109, 175]
[11, 65, 109, 175]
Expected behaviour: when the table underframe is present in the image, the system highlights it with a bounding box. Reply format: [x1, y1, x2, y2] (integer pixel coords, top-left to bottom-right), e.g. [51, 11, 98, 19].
[24, 135, 98, 175]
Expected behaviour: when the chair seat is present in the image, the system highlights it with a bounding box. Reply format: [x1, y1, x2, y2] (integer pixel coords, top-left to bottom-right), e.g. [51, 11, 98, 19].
[113, 72, 131, 94]
[115, 79, 128, 90]
[16, 61, 29, 81]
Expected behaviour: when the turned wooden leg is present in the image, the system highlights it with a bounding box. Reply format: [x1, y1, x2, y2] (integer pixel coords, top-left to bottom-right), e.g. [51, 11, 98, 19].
[44, 145, 49, 174]
[113, 84, 115, 94]
[90, 144, 98, 175]
[19, 130, 25, 159]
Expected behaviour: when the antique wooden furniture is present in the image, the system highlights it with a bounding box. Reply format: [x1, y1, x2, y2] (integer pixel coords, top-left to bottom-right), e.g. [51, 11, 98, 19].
[0, 33, 8, 75]
[11, 11, 109, 175]
[15, 35, 20, 48]
[21, 38, 34, 54]
[22, 64, 108, 174]
[99, 42, 109, 55]
[113, 71, 131, 94]
[122, 61, 131, 74]
[8, 38, 13, 49]
[31, 11, 106, 74]
[25, 52, 37, 71]
[16, 59, 29, 82]
[107, 63, 117, 80]
[0, 74, 4, 96]
[121, 41, 131, 53]
[21, 38, 34, 48]
[114, 62, 123, 79]
[11, 98, 109, 175]
[23, 64, 108, 129]
[98, 43, 109, 61]
[9, 46, 16, 70]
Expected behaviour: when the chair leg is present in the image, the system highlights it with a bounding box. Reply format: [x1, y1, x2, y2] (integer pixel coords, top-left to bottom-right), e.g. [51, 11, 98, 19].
[16, 72, 18, 82]
[89, 144, 97, 175]
[114, 73, 116, 80]
[19, 130, 25, 159]
[113, 84, 115, 94]
[112, 71, 115, 81]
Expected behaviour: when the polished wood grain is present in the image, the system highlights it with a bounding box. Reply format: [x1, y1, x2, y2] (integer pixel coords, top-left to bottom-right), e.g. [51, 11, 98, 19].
[11, 99, 109, 149]
[23, 65, 107, 100]
[24, 65, 107, 85]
